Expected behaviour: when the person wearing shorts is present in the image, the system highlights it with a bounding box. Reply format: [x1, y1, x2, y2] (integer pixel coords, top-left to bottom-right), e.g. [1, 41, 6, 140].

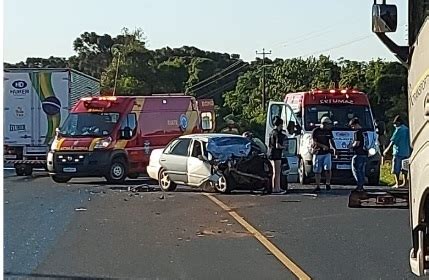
[311, 116, 336, 192]
[383, 115, 411, 188]
[268, 116, 287, 194]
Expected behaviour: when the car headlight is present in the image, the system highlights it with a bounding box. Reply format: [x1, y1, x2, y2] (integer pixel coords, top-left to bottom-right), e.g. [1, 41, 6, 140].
[368, 148, 377, 156]
[94, 137, 113, 149]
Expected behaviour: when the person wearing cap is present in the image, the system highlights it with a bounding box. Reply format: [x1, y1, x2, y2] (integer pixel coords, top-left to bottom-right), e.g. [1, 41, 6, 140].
[242, 131, 267, 154]
[349, 117, 367, 191]
[311, 116, 336, 192]
[383, 115, 411, 188]
[221, 119, 239, 135]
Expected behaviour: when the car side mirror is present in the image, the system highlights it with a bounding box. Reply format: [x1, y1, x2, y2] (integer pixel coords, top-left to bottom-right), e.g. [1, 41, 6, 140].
[120, 127, 132, 140]
[372, 4, 397, 33]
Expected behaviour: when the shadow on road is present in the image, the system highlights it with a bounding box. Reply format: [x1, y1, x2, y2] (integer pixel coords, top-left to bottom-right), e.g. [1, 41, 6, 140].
[4, 272, 115, 280]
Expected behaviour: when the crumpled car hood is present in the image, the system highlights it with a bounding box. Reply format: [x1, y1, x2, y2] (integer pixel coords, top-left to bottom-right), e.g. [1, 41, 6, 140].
[207, 136, 251, 161]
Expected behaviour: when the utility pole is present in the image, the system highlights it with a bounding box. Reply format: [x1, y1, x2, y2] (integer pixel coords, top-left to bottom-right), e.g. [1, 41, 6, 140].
[256, 48, 271, 110]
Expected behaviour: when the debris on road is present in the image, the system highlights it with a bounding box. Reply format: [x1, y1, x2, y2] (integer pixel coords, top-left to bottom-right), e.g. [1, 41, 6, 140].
[220, 219, 229, 223]
[75, 207, 87, 211]
[281, 200, 301, 203]
[129, 184, 155, 192]
[49, 209, 54, 213]
[159, 194, 165, 200]
[302, 193, 318, 198]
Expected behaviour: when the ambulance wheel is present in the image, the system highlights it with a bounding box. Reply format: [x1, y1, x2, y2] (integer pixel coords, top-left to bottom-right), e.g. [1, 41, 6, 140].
[52, 175, 71, 183]
[299, 159, 310, 185]
[106, 158, 127, 184]
[158, 169, 177, 191]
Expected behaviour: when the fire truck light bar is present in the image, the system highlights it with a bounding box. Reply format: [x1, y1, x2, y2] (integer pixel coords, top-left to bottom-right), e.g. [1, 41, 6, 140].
[312, 89, 361, 94]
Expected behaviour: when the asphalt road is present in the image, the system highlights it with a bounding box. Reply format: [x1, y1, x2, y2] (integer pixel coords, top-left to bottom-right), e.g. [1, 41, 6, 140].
[4, 169, 426, 280]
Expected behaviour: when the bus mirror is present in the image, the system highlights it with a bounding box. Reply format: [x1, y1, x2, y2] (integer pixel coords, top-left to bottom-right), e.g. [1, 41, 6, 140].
[372, 4, 397, 33]
[201, 112, 213, 131]
[120, 127, 133, 140]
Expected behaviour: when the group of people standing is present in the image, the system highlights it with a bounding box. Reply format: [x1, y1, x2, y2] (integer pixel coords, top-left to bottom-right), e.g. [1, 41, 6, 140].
[222, 113, 411, 193]
[311, 115, 411, 191]
[266, 114, 411, 193]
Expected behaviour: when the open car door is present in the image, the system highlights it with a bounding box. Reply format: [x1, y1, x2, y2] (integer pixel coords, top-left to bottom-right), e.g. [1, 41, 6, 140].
[187, 140, 211, 186]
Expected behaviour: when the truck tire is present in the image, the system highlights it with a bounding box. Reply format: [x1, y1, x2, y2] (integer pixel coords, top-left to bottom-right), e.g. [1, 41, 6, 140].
[52, 175, 71, 183]
[105, 158, 127, 184]
[15, 164, 32, 176]
[368, 171, 380, 186]
[158, 169, 177, 192]
[15, 167, 25, 176]
[299, 159, 310, 185]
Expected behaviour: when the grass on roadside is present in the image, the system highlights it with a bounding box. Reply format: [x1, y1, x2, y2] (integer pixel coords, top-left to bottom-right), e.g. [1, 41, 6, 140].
[380, 161, 396, 186]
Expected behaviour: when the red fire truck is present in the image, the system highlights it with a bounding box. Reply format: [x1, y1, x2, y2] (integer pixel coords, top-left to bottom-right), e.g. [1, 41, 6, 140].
[266, 89, 381, 184]
[47, 95, 215, 183]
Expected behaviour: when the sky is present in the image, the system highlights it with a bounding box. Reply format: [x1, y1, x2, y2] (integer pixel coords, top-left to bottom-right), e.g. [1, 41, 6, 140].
[4, 0, 408, 64]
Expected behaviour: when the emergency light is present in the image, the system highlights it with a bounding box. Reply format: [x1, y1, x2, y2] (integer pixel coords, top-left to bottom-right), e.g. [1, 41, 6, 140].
[82, 96, 118, 109]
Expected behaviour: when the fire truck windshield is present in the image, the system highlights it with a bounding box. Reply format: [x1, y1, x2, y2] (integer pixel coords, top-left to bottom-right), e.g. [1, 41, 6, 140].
[60, 112, 120, 137]
[304, 105, 374, 131]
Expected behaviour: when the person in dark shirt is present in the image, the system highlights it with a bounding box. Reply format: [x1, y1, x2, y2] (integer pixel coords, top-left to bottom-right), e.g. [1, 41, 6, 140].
[311, 116, 335, 192]
[268, 116, 287, 194]
[349, 117, 368, 191]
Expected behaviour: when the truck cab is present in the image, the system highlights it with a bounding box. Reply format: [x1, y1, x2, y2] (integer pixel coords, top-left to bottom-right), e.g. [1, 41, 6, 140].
[47, 95, 215, 184]
[266, 89, 381, 185]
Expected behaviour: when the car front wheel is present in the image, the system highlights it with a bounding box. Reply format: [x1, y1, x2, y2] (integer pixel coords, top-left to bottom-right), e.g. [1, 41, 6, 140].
[215, 175, 231, 194]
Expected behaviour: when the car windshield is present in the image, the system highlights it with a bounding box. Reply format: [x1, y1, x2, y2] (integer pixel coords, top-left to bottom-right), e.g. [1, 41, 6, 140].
[304, 105, 374, 131]
[59, 112, 120, 137]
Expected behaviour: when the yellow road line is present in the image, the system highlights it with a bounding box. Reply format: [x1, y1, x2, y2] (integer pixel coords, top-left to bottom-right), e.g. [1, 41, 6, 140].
[203, 193, 312, 280]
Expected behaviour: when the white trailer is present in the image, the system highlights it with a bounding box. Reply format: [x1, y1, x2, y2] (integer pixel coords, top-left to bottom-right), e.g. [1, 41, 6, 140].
[3, 68, 99, 176]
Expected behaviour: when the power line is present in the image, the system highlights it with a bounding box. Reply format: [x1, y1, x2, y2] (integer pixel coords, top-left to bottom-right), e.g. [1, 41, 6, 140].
[198, 79, 238, 99]
[273, 17, 354, 48]
[188, 62, 248, 93]
[187, 59, 243, 91]
[301, 35, 372, 57]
